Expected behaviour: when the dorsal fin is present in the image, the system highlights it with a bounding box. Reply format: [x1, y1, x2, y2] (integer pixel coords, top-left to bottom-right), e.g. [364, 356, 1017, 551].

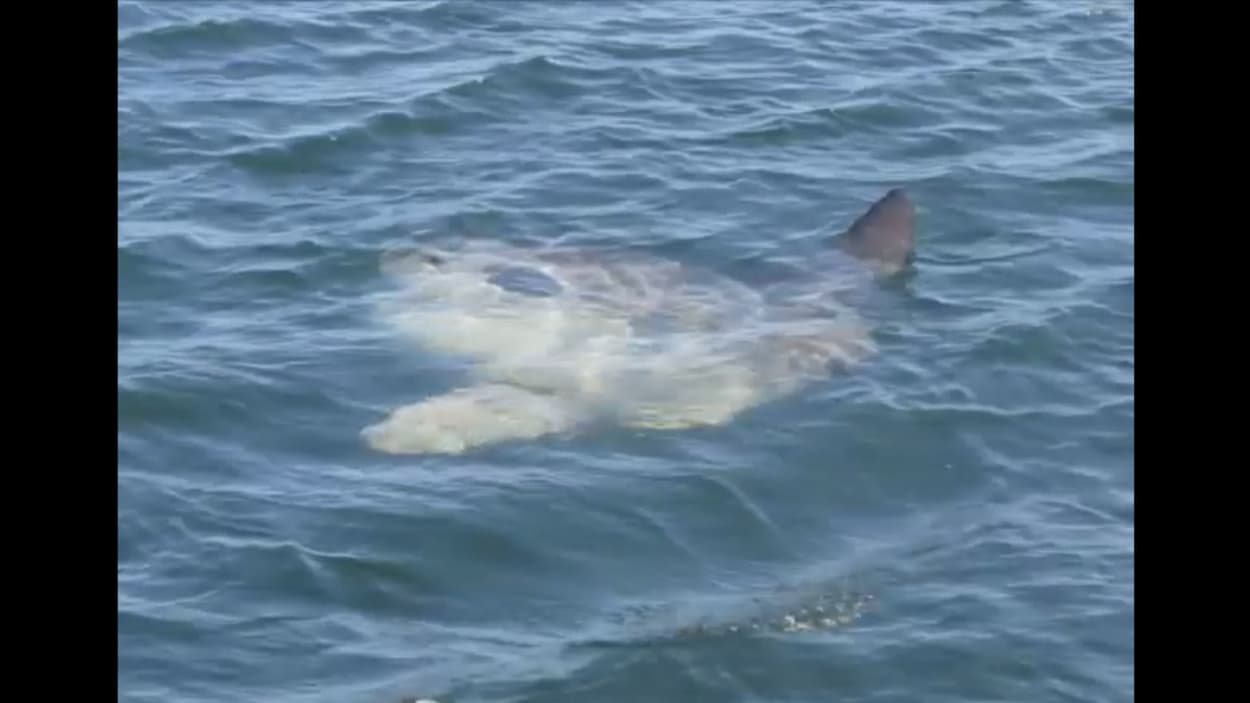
[835, 188, 916, 274]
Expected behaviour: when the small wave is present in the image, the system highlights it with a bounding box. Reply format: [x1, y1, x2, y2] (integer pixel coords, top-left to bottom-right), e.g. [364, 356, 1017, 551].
[911, 27, 1019, 55]
[1060, 35, 1134, 62]
[968, 318, 1082, 367]
[226, 124, 382, 178]
[319, 44, 454, 75]
[403, 0, 531, 33]
[683, 473, 793, 555]
[119, 12, 369, 56]
[717, 101, 943, 147]
[1036, 176, 1133, 204]
[225, 54, 608, 177]
[440, 54, 607, 105]
[1102, 104, 1133, 124]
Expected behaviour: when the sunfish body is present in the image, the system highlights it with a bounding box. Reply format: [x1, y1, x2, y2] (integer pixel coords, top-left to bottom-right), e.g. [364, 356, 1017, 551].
[362, 188, 917, 455]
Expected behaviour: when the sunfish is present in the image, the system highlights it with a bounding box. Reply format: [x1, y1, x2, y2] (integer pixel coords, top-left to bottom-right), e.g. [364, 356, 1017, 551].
[362, 188, 917, 455]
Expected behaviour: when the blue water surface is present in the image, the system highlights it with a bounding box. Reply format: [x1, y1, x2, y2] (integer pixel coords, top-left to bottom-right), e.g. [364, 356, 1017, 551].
[118, 2, 1133, 702]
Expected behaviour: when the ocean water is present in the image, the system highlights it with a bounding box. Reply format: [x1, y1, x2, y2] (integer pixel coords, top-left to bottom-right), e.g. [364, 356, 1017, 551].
[117, 1, 1134, 702]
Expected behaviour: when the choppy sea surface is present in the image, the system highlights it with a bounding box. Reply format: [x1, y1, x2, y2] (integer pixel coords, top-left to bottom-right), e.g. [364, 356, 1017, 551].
[118, 2, 1133, 701]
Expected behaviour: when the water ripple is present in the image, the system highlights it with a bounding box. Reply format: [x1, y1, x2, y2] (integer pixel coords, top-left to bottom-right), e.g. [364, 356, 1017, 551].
[120, 1, 1132, 701]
